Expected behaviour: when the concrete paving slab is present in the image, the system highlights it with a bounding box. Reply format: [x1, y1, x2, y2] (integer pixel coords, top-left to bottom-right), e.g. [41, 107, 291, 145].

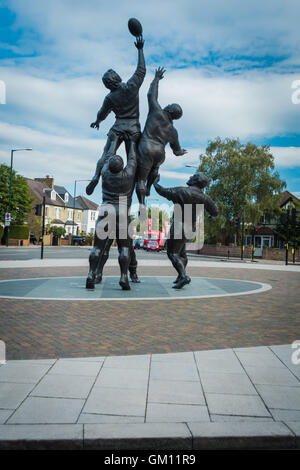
[0, 424, 83, 450]
[0, 382, 34, 409]
[94, 367, 149, 391]
[8, 359, 57, 366]
[146, 403, 209, 423]
[48, 359, 102, 377]
[270, 409, 300, 422]
[62, 356, 106, 362]
[194, 349, 244, 374]
[83, 386, 147, 417]
[0, 409, 13, 424]
[200, 371, 257, 395]
[256, 384, 300, 410]
[7, 396, 84, 424]
[245, 365, 300, 386]
[150, 361, 199, 382]
[148, 380, 205, 405]
[282, 363, 300, 379]
[210, 414, 274, 422]
[152, 352, 194, 363]
[84, 422, 192, 450]
[270, 344, 294, 357]
[30, 374, 96, 399]
[235, 351, 286, 369]
[206, 393, 271, 417]
[188, 421, 295, 449]
[233, 346, 275, 355]
[0, 363, 52, 384]
[78, 414, 144, 424]
[103, 355, 150, 370]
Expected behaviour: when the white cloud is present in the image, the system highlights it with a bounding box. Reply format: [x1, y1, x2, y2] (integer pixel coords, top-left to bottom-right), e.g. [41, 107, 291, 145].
[0, 0, 299, 198]
[271, 147, 300, 168]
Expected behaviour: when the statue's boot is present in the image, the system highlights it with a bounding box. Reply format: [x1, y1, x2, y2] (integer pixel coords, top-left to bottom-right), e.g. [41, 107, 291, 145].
[130, 270, 141, 283]
[172, 275, 191, 290]
[95, 273, 102, 284]
[119, 274, 131, 290]
[173, 275, 181, 284]
[86, 273, 95, 289]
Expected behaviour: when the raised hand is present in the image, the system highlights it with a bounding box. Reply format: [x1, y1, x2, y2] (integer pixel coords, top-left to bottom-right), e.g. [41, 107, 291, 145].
[155, 66, 165, 80]
[86, 178, 99, 195]
[134, 35, 144, 49]
[174, 149, 187, 156]
[90, 121, 100, 130]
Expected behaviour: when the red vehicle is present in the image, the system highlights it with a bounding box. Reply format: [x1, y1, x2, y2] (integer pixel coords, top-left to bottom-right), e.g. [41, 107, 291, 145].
[143, 230, 165, 250]
[146, 241, 160, 252]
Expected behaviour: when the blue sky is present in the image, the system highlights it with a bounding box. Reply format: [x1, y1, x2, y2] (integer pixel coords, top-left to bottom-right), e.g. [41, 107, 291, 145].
[0, 0, 299, 207]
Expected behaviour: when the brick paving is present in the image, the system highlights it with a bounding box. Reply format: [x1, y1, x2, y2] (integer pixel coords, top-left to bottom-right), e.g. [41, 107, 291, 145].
[0, 265, 299, 360]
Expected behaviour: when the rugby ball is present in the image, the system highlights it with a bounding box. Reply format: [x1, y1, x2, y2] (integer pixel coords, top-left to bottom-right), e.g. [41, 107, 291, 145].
[128, 18, 143, 37]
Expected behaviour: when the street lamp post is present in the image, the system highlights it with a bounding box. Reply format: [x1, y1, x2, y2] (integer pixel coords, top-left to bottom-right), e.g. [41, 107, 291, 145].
[72, 179, 90, 238]
[6, 148, 32, 247]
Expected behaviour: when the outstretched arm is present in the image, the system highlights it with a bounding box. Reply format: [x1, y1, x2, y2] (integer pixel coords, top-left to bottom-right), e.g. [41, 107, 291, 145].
[147, 67, 165, 111]
[127, 36, 146, 89]
[203, 194, 219, 217]
[90, 96, 112, 129]
[153, 175, 181, 203]
[169, 128, 187, 156]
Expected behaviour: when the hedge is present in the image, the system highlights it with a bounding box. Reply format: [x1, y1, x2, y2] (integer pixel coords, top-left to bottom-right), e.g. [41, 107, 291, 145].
[9, 225, 29, 239]
[0, 226, 3, 239]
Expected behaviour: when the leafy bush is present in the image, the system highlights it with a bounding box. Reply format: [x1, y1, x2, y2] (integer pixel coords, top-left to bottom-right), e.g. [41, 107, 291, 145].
[85, 232, 94, 246]
[10, 225, 29, 239]
[48, 225, 66, 237]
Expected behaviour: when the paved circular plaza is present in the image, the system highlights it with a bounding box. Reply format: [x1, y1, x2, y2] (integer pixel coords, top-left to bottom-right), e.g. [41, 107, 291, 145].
[0, 256, 299, 360]
[0, 275, 270, 300]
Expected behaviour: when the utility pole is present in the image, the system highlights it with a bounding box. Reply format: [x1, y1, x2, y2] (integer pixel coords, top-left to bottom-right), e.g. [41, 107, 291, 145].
[41, 196, 46, 260]
[241, 217, 245, 260]
[285, 208, 290, 266]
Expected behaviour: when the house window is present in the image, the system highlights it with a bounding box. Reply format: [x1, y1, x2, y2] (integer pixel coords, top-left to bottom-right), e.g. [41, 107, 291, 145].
[77, 211, 81, 221]
[55, 207, 60, 219]
[68, 209, 73, 220]
[45, 206, 49, 217]
[65, 193, 69, 203]
[91, 211, 96, 221]
[51, 190, 56, 201]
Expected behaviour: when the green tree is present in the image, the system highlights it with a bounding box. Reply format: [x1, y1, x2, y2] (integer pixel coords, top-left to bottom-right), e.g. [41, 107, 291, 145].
[48, 225, 66, 238]
[198, 138, 286, 244]
[0, 163, 33, 225]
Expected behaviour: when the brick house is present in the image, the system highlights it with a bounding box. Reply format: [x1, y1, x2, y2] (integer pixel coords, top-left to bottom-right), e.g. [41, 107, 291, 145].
[26, 176, 96, 236]
[244, 191, 300, 256]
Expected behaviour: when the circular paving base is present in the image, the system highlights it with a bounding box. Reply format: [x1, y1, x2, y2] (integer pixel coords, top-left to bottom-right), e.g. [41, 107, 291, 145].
[0, 276, 271, 300]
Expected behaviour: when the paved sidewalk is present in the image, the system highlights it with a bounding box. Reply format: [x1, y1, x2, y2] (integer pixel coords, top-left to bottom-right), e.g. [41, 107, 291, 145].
[1, 257, 300, 271]
[0, 344, 299, 449]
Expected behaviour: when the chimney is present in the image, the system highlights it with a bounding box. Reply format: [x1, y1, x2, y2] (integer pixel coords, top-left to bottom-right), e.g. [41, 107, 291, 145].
[35, 176, 54, 189]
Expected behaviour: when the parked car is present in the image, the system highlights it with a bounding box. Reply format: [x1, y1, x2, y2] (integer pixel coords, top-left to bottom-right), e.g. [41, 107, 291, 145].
[72, 235, 86, 246]
[134, 239, 144, 249]
[146, 241, 160, 252]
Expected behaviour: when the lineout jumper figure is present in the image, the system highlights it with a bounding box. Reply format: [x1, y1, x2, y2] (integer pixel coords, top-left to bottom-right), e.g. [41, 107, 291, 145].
[86, 141, 138, 290]
[86, 34, 145, 196]
[154, 173, 218, 289]
[136, 66, 187, 210]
